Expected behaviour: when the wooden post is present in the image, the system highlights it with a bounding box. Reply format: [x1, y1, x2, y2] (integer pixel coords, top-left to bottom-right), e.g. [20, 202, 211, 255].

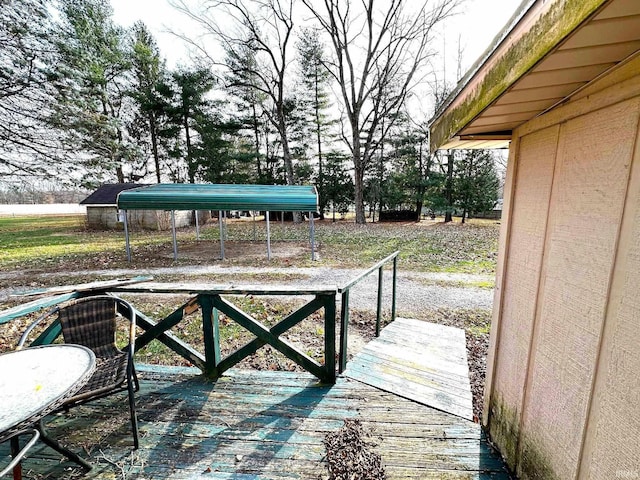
[200, 295, 221, 377]
[339, 290, 350, 373]
[392, 256, 398, 322]
[324, 293, 336, 383]
[376, 266, 384, 337]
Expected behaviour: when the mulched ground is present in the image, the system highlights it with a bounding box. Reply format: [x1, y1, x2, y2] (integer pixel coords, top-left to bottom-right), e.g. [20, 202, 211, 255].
[324, 419, 386, 480]
[466, 332, 490, 421]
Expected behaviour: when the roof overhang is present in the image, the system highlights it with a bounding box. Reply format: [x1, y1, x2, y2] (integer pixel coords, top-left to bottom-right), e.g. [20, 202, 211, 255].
[116, 183, 319, 212]
[429, 0, 640, 152]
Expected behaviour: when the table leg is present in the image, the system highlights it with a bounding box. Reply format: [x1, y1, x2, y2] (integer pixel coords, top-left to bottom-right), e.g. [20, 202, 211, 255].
[37, 420, 92, 472]
[10, 437, 22, 480]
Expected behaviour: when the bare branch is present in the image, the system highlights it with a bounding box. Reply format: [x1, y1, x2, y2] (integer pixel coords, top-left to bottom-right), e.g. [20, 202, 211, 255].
[302, 0, 460, 223]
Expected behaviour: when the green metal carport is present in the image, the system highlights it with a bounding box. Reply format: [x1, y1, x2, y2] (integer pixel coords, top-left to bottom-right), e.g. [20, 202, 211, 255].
[116, 183, 319, 261]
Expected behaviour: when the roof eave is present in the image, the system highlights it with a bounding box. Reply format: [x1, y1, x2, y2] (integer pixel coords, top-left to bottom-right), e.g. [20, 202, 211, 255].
[429, 0, 608, 153]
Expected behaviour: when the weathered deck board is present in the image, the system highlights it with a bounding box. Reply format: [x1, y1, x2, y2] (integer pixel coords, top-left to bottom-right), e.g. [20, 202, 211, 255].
[343, 317, 475, 420]
[0, 366, 508, 479]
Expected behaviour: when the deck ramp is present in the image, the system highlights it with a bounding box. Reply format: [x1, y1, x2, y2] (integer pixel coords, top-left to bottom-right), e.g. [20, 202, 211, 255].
[343, 317, 474, 420]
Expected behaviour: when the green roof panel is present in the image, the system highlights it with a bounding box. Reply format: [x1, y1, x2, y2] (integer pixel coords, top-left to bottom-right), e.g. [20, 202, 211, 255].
[116, 183, 319, 212]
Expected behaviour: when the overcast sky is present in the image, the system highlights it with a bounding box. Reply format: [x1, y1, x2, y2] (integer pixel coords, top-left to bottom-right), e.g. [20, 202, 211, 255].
[110, 0, 520, 82]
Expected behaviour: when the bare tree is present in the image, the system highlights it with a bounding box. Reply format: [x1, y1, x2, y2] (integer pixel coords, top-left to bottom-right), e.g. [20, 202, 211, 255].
[170, 0, 298, 188]
[0, 0, 71, 181]
[302, 0, 458, 224]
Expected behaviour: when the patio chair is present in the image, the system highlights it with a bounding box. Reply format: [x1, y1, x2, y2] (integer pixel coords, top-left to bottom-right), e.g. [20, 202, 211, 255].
[17, 295, 140, 449]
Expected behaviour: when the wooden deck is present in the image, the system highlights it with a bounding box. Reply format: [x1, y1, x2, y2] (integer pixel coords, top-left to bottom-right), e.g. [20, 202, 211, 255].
[344, 318, 475, 420]
[1, 316, 507, 479]
[1, 364, 509, 479]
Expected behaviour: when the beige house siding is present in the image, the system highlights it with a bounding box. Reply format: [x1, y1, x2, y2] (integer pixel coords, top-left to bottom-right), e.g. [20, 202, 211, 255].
[580, 121, 640, 479]
[486, 57, 640, 479]
[486, 125, 559, 467]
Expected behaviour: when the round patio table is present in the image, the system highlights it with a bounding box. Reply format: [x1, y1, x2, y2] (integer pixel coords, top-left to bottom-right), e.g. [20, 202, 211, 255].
[0, 344, 96, 479]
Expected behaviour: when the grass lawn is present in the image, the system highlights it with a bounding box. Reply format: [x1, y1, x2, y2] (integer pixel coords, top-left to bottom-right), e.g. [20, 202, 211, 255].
[0, 214, 500, 274]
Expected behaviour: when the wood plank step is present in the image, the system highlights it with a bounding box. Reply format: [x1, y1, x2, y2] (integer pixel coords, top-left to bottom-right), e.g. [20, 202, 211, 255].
[344, 318, 474, 420]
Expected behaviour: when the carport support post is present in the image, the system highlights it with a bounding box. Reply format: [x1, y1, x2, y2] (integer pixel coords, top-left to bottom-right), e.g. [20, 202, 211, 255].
[171, 210, 178, 261]
[252, 211, 257, 241]
[309, 212, 316, 261]
[195, 210, 200, 240]
[266, 211, 272, 260]
[219, 210, 225, 260]
[124, 210, 131, 262]
[223, 210, 227, 240]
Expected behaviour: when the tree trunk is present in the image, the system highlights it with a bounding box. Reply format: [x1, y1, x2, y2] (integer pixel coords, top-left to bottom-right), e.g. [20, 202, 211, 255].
[377, 117, 385, 222]
[280, 129, 295, 185]
[316, 85, 324, 220]
[312, 62, 325, 219]
[279, 116, 302, 223]
[353, 132, 366, 224]
[184, 109, 195, 184]
[116, 165, 124, 183]
[252, 104, 262, 180]
[415, 138, 428, 222]
[415, 199, 423, 222]
[354, 164, 366, 224]
[149, 112, 161, 183]
[444, 150, 454, 223]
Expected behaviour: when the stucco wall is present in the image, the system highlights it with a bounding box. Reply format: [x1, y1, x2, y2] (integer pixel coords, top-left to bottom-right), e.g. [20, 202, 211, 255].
[86, 206, 120, 229]
[126, 209, 192, 230]
[485, 57, 640, 479]
[86, 207, 195, 230]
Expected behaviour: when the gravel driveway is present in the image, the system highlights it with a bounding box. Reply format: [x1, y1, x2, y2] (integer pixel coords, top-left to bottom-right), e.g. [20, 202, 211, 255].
[0, 265, 494, 313]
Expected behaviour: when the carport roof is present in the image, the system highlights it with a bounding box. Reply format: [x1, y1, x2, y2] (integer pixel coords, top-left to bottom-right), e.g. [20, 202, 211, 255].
[80, 183, 145, 206]
[116, 183, 319, 212]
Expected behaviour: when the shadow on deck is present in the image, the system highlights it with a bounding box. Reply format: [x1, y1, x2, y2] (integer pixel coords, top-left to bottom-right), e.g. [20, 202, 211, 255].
[1, 363, 510, 479]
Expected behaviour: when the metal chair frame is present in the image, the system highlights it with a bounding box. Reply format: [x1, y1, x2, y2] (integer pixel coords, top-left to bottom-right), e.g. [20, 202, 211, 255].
[17, 295, 140, 449]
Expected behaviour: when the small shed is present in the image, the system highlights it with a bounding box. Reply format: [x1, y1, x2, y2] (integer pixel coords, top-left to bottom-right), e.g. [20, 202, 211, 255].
[429, 0, 640, 479]
[80, 183, 191, 230]
[117, 183, 319, 261]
